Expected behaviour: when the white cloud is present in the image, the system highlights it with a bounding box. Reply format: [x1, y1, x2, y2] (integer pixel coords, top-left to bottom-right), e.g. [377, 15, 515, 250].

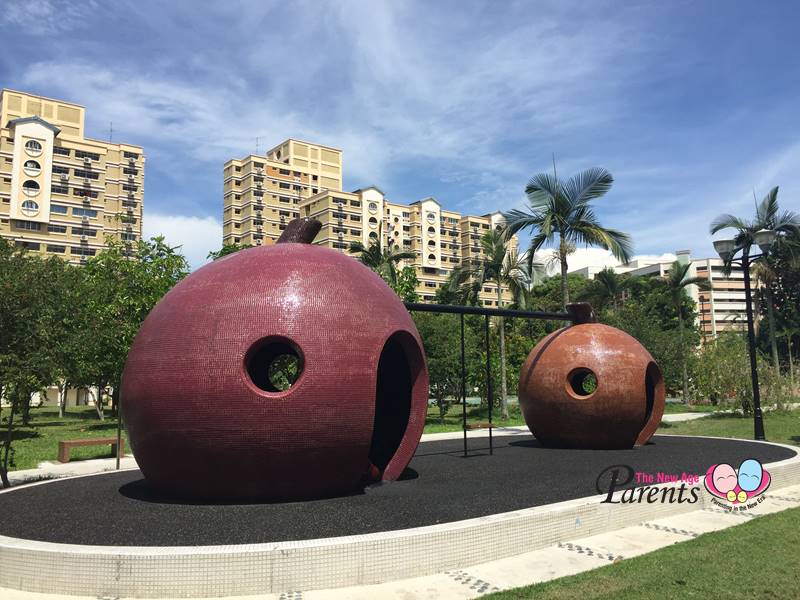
[1, 0, 98, 35]
[142, 213, 221, 271]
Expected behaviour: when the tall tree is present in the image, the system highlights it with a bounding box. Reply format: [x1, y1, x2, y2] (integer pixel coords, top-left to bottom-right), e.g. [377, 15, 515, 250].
[447, 229, 542, 419]
[503, 166, 632, 308]
[665, 261, 709, 403]
[710, 186, 800, 374]
[577, 267, 629, 311]
[348, 236, 416, 292]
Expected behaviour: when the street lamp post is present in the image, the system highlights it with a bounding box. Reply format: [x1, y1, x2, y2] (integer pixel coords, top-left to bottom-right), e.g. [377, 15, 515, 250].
[713, 229, 777, 441]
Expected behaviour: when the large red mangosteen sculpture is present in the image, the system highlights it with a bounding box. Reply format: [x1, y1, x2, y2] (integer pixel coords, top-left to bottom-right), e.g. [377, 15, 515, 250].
[121, 219, 428, 501]
[519, 319, 665, 449]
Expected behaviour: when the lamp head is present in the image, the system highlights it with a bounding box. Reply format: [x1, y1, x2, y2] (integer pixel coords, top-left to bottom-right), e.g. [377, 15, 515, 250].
[754, 229, 777, 255]
[713, 238, 736, 262]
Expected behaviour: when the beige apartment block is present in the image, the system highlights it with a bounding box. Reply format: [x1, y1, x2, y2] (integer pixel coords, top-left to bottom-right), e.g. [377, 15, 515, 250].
[301, 187, 518, 306]
[222, 139, 342, 246]
[224, 138, 518, 306]
[0, 89, 144, 264]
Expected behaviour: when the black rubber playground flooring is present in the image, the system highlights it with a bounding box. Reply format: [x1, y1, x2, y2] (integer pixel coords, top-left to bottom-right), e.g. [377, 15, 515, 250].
[0, 433, 794, 546]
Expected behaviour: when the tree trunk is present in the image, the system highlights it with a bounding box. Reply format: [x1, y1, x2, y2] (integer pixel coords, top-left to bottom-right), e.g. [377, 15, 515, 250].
[58, 380, 66, 418]
[765, 288, 779, 371]
[1, 393, 17, 488]
[497, 283, 509, 420]
[788, 336, 795, 388]
[111, 386, 120, 419]
[93, 385, 105, 421]
[559, 238, 569, 309]
[678, 309, 690, 403]
[21, 390, 31, 426]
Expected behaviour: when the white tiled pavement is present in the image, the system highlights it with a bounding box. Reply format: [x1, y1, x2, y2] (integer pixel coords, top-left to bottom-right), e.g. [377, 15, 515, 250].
[1, 485, 797, 600]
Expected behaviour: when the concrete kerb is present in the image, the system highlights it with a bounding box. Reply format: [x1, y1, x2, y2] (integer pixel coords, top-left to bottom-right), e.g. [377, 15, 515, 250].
[0, 435, 796, 598]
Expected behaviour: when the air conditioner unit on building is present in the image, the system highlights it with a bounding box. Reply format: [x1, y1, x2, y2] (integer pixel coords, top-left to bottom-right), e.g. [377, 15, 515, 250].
[84, 177, 91, 184]
[128, 174, 135, 181]
[79, 257, 87, 264]
[256, 181, 262, 188]
[80, 235, 88, 242]
[126, 207, 133, 213]
[59, 174, 69, 181]
[82, 197, 90, 204]
[128, 158, 136, 165]
[338, 231, 344, 238]
[83, 157, 91, 165]
[82, 217, 89, 224]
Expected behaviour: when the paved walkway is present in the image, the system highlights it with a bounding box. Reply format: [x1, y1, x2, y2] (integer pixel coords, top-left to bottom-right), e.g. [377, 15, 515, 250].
[2, 482, 797, 600]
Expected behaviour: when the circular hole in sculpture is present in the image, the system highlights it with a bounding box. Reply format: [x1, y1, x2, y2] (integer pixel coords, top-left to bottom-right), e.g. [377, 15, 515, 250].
[567, 368, 597, 398]
[246, 338, 303, 393]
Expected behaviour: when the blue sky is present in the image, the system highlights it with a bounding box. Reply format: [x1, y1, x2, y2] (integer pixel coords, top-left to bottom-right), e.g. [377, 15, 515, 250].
[2, 0, 799, 269]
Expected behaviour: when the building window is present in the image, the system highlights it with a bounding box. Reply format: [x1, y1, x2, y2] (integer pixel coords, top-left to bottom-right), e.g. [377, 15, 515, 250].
[74, 150, 100, 161]
[23, 160, 41, 175]
[51, 185, 69, 195]
[72, 207, 98, 218]
[22, 180, 40, 196]
[279, 169, 290, 175]
[427, 253, 436, 263]
[72, 227, 97, 237]
[20, 199, 39, 216]
[50, 204, 69, 214]
[47, 244, 66, 253]
[122, 184, 137, 192]
[70, 246, 96, 257]
[123, 151, 139, 159]
[427, 212, 436, 223]
[53, 146, 70, 156]
[25, 140, 42, 156]
[74, 169, 100, 180]
[16, 241, 41, 250]
[279, 182, 290, 189]
[52, 165, 69, 175]
[123, 168, 138, 175]
[48, 224, 67, 233]
[74, 189, 99, 199]
[13, 220, 41, 231]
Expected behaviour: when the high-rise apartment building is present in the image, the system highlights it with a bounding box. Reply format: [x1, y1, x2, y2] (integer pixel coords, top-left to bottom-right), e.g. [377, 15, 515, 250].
[222, 139, 342, 246]
[0, 89, 144, 263]
[223, 139, 518, 305]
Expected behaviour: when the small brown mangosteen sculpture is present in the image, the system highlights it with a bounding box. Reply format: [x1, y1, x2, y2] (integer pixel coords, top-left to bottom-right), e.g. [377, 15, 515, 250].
[121, 218, 428, 500]
[518, 304, 665, 449]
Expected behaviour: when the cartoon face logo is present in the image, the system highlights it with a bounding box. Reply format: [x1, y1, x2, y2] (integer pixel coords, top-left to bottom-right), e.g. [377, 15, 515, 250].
[704, 459, 770, 504]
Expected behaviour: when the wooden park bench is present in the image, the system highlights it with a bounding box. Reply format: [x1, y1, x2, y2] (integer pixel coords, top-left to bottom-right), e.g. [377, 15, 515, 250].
[58, 438, 124, 463]
[465, 421, 496, 430]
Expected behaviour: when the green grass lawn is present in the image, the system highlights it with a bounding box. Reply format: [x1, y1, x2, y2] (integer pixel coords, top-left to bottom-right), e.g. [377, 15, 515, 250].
[424, 402, 526, 433]
[484, 505, 800, 600]
[1, 407, 128, 471]
[659, 409, 800, 447]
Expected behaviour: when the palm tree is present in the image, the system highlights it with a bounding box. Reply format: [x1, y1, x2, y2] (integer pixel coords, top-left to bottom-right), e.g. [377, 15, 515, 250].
[503, 166, 633, 308]
[577, 267, 628, 311]
[448, 229, 543, 419]
[710, 186, 800, 372]
[665, 261, 710, 403]
[348, 235, 416, 287]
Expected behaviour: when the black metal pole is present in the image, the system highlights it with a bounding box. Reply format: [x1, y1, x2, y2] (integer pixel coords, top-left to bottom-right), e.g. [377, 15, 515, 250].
[742, 252, 766, 440]
[484, 314, 493, 455]
[460, 313, 467, 458]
